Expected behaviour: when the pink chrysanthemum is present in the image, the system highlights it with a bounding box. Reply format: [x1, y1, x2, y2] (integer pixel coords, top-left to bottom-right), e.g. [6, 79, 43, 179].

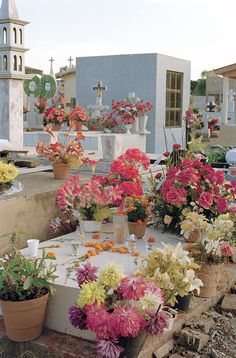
[96, 339, 124, 358]
[76, 262, 98, 287]
[112, 306, 144, 337]
[144, 310, 169, 335]
[145, 282, 164, 300]
[85, 304, 116, 340]
[118, 275, 149, 300]
[68, 305, 87, 330]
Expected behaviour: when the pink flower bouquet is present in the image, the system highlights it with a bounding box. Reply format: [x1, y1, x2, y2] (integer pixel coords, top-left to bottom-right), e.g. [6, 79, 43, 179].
[154, 158, 236, 231]
[43, 107, 66, 126]
[68, 105, 89, 131]
[69, 263, 168, 358]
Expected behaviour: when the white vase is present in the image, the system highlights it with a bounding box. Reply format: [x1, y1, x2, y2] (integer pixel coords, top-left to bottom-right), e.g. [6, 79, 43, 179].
[79, 219, 102, 233]
[132, 117, 139, 133]
[124, 124, 133, 134]
[138, 115, 148, 133]
[232, 247, 236, 263]
[163, 307, 177, 332]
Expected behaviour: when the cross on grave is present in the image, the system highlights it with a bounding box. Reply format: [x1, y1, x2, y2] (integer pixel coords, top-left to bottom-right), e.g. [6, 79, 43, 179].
[49, 57, 55, 76]
[92, 81, 107, 107]
[68, 56, 74, 68]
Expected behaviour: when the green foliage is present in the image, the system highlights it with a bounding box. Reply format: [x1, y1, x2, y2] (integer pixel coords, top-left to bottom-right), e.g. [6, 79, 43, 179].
[207, 146, 228, 165]
[80, 204, 111, 222]
[192, 79, 206, 96]
[0, 250, 57, 301]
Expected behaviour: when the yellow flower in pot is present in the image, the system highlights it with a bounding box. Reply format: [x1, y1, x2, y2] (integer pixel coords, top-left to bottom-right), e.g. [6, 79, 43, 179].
[0, 240, 57, 342]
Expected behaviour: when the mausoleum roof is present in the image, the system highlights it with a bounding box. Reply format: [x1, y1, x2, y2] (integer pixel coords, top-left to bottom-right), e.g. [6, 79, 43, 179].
[214, 63, 236, 79]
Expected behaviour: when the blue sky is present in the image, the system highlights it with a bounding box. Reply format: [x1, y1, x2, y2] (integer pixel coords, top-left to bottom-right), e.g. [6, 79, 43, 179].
[16, 0, 236, 79]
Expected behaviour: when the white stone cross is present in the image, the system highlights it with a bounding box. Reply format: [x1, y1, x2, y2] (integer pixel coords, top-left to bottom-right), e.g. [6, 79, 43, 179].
[49, 57, 54, 76]
[92, 81, 107, 107]
[68, 56, 74, 68]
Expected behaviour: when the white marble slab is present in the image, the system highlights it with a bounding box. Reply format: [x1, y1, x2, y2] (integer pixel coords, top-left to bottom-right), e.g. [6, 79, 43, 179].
[18, 226, 182, 339]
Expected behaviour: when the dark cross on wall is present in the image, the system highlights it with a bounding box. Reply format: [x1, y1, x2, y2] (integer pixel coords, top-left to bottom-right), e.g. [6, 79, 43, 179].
[92, 81, 107, 106]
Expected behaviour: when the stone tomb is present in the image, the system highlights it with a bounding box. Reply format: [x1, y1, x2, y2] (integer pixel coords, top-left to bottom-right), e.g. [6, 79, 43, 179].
[18, 228, 180, 340]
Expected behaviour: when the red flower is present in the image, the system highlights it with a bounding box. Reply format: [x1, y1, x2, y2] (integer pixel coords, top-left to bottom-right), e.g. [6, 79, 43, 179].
[197, 191, 213, 209]
[172, 144, 181, 150]
[163, 151, 171, 157]
[216, 198, 228, 213]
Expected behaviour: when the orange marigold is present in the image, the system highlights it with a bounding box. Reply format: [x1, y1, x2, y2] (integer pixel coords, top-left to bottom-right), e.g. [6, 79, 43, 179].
[92, 233, 100, 240]
[147, 237, 156, 244]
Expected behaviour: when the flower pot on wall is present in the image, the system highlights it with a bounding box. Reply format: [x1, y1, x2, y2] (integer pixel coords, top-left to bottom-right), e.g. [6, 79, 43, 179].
[0, 293, 49, 342]
[196, 264, 223, 298]
[52, 162, 69, 179]
[128, 222, 146, 239]
[79, 219, 102, 233]
[124, 124, 133, 134]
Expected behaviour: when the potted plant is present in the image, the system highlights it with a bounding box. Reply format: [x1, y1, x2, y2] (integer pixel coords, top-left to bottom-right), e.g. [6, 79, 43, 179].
[207, 146, 229, 169]
[69, 263, 170, 358]
[136, 100, 153, 132]
[153, 157, 235, 232]
[136, 242, 203, 311]
[74, 176, 112, 233]
[191, 218, 234, 298]
[0, 161, 19, 194]
[180, 211, 208, 243]
[0, 244, 57, 342]
[125, 195, 153, 239]
[36, 130, 86, 179]
[43, 106, 66, 130]
[68, 105, 89, 131]
[102, 113, 118, 133]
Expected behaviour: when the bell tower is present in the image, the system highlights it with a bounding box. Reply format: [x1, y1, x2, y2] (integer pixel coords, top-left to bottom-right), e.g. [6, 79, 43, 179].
[0, 0, 29, 147]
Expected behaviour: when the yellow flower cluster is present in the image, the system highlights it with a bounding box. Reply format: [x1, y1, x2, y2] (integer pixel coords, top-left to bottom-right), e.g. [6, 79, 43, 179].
[181, 211, 208, 239]
[0, 161, 18, 184]
[98, 263, 124, 289]
[77, 281, 106, 308]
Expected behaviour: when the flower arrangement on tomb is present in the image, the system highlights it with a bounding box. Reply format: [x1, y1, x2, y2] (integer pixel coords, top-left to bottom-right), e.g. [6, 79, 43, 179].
[43, 106, 66, 126]
[50, 148, 150, 235]
[136, 243, 203, 306]
[125, 195, 153, 224]
[68, 105, 89, 131]
[153, 157, 236, 232]
[136, 100, 153, 117]
[102, 113, 118, 132]
[0, 161, 19, 194]
[69, 262, 169, 358]
[36, 131, 86, 165]
[73, 177, 113, 222]
[112, 99, 138, 124]
[34, 97, 47, 114]
[208, 116, 218, 135]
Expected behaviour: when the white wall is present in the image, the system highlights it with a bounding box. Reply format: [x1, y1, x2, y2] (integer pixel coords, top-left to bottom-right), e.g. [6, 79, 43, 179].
[155, 54, 191, 152]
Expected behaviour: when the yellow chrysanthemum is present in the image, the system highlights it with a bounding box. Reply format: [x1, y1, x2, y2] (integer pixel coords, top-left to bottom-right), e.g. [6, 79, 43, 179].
[164, 215, 172, 225]
[0, 161, 18, 184]
[98, 263, 124, 289]
[77, 282, 106, 308]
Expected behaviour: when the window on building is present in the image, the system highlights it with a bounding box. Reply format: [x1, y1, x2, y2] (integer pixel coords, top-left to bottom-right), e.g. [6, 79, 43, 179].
[13, 28, 17, 43]
[165, 71, 183, 127]
[19, 56, 22, 71]
[3, 28, 7, 44]
[13, 55, 17, 71]
[3, 55, 7, 71]
[19, 29, 23, 44]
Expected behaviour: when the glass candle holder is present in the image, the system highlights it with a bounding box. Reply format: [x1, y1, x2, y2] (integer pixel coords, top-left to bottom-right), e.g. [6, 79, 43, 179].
[113, 214, 128, 244]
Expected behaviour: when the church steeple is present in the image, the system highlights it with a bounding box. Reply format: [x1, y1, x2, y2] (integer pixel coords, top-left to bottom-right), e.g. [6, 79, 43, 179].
[0, 0, 29, 79]
[0, 0, 19, 20]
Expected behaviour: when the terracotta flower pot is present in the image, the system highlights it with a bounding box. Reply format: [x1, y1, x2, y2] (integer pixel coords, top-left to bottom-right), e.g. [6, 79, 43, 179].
[0, 293, 49, 342]
[52, 162, 69, 179]
[186, 229, 201, 243]
[196, 263, 223, 298]
[128, 222, 146, 239]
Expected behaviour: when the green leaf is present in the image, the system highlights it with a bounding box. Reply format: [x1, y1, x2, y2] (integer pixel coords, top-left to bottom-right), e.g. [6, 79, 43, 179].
[23, 277, 32, 290]
[32, 278, 47, 287]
